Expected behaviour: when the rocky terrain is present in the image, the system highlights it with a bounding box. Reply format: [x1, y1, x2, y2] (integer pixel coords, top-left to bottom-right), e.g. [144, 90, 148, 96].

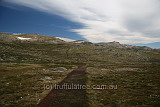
[0, 33, 160, 106]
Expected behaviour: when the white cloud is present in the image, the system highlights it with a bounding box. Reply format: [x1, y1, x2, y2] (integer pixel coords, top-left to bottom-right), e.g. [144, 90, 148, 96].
[2, 0, 160, 43]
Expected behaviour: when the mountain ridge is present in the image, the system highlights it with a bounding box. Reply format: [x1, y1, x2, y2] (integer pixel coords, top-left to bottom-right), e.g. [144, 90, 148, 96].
[0, 32, 156, 50]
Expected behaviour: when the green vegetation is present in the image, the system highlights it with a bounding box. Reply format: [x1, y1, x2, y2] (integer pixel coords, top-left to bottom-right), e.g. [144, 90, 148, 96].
[87, 64, 160, 107]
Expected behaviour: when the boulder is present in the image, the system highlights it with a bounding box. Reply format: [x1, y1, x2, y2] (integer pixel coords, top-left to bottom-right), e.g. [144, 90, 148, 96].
[40, 76, 52, 81]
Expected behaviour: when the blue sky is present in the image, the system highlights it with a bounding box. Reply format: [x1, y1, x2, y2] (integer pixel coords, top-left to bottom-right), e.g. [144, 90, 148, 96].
[0, 0, 160, 48]
[0, 6, 86, 40]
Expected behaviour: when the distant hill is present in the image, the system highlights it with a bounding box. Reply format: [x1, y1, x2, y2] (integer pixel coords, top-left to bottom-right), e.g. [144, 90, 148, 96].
[0, 32, 160, 65]
[0, 33, 65, 43]
[0, 33, 157, 50]
[134, 42, 160, 49]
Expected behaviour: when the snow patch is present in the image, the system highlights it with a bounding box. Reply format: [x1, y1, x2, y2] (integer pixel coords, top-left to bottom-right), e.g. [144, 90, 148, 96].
[56, 37, 75, 42]
[17, 37, 32, 40]
[73, 40, 86, 43]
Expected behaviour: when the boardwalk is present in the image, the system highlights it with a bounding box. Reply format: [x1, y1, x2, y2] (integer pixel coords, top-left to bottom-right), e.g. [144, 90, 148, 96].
[36, 66, 89, 107]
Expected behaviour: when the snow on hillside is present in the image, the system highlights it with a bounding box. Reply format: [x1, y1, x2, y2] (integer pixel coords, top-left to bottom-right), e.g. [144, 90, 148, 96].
[56, 37, 75, 42]
[17, 37, 32, 40]
[72, 40, 86, 43]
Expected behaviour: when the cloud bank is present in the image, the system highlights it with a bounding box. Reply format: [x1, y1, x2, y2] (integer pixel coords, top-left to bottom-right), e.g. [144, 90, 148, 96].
[2, 0, 160, 43]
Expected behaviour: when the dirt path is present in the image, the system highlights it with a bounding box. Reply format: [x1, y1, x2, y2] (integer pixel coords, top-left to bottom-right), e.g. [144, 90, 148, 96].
[36, 66, 89, 107]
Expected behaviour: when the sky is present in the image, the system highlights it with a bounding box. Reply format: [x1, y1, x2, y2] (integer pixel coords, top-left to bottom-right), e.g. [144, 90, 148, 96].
[0, 0, 160, 48]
